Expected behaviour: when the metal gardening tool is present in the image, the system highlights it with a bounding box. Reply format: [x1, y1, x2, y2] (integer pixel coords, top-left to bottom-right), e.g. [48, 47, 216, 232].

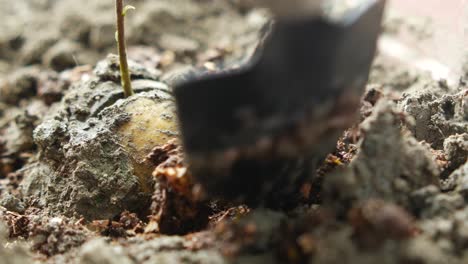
[174, 0, 386, 207]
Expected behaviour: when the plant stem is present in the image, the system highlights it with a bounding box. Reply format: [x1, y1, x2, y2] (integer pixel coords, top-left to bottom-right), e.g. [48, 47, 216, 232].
[116, 0, 134, 97]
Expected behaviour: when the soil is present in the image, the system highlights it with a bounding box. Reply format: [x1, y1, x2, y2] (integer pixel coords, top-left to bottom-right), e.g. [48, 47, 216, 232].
[1, 0, 467, 263]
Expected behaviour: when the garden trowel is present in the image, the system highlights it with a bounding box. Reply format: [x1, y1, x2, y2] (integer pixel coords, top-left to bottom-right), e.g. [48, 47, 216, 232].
[174, 0, 386, 206]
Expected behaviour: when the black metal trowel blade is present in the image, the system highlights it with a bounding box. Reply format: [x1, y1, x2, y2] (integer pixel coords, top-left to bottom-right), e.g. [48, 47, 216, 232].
[174, 0, 386, 205]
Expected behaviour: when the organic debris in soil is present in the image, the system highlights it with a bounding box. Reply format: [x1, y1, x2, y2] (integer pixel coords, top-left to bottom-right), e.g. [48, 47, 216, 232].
[316, 137, 358, 178]
[304, 122, 360, 205]
[208, 205, 250, 227]
[1, 208, 91, 257]
[90, 211, 145, 238]
[1, 209, 30, 239]
[146, 139, 212, 235]
[30, 217, 89, 256]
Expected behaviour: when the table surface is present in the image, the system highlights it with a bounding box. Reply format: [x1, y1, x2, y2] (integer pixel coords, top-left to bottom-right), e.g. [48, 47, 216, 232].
[389, 0, 467, 79]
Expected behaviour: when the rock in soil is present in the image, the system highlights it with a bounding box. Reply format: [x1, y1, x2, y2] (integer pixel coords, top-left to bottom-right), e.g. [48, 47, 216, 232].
[21, 56, 178, 220]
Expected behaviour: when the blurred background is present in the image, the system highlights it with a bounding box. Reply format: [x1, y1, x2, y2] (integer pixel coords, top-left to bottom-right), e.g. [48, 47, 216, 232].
[0, 0, 466, 81]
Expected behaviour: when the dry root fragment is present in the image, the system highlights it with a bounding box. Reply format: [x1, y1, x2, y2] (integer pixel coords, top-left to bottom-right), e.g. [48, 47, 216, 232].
[208, 205, 250, 227]
[2, 210, 30, 239]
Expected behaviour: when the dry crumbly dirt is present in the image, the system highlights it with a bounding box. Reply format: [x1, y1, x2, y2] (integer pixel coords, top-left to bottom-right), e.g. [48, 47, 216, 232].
[0, 0, 467, 263]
